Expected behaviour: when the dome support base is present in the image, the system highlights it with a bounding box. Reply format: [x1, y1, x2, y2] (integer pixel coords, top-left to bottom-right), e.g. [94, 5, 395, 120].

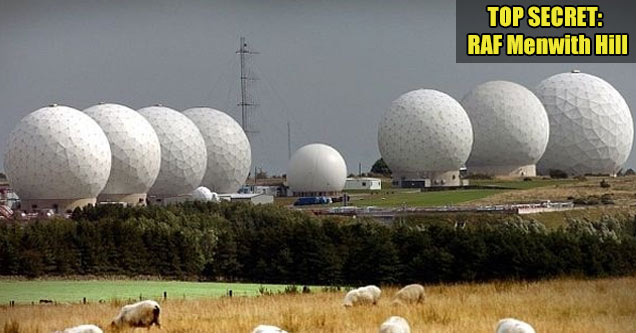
[18, 198, 97, 214]
[467, 164, 536, 177]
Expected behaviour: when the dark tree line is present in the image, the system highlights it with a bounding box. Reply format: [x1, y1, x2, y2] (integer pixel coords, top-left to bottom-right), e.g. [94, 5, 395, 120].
[1, 202, 636, 284]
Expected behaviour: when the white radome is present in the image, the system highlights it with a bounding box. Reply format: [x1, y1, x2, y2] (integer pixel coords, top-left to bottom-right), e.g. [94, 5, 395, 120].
[4, 105, 112, 201]
[138, 105, 207, 197]
[83, 103, 161, 198]
[462, 81, 549, 175]
[535, 71, 634, 175]
[191, 186, 219, 202]
[378, 89, 473, 174]
[183, 107, 251, 194]
[287, 143, 347, 194]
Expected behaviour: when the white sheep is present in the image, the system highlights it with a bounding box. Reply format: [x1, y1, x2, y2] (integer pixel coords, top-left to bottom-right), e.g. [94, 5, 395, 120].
[343, 285, 382, 307]
[55, 324, 103, 333]
[496, 318, 536, 333]
[361, 285, 382, 303]
[392, 284, 425, 305]
[111, 299, 161, 329]
[251, 324, 289, 333]
[379, 316, 411, 333]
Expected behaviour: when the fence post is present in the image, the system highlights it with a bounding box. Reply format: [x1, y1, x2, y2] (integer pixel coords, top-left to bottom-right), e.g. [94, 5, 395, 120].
[139, 294, 142, 301]
[83, 297, 86, 304]
[228, 289, 233, 297]
[163, 291, 167, 300]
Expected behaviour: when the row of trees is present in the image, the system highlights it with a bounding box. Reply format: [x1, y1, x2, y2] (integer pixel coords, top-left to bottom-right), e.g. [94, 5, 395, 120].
[1, 202, 636, 284]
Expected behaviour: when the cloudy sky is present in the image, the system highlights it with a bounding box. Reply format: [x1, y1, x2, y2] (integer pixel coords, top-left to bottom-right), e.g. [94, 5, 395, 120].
[1, 0, 634, 174]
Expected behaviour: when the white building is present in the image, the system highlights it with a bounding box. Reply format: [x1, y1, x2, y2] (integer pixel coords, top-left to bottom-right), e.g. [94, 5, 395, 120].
[218, 193, 274, 205]
[344, 177, 382, 190]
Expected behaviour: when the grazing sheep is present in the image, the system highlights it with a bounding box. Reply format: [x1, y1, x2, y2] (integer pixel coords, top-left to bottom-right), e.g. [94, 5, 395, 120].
[111, 300, 161, 329]
[343, 285, 382, 307]
[379, 316, 411, 333]
[55, 324, 103, 333]
[361, 285, 382, 303]
[496, 318, 536, 333]
[392, 284, 425, 305]
[251, 324, 289, 333]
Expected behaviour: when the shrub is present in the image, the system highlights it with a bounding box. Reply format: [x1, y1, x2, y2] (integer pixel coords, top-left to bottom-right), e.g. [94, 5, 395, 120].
[464, 173, 493, 180]
[549, 169, 569, 179]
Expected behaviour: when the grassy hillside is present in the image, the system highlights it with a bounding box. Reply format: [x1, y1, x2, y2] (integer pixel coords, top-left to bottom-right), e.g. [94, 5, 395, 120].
[350, 189, 501, 207]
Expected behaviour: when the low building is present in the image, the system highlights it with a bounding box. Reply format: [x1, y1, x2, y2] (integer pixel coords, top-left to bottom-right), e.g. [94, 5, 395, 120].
[218, 193, 274, 205]
[344, 177, 382, 190]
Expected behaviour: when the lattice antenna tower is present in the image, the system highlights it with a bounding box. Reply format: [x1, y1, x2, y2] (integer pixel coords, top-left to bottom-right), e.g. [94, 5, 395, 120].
[236, 37, 259, 137]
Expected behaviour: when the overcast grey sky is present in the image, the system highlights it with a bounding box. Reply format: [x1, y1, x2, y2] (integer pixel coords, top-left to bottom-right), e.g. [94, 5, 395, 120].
[1, 0, 635, 174]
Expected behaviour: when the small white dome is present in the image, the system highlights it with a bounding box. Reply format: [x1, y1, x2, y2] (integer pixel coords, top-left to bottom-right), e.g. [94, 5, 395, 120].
[183, 107, 251, 194]
[191, 186, 218, 202]
[83, 103, 161, 195]
[4, 105, 112, 200]
[287, 143, 347, 193]
[138, 105, 207, 197]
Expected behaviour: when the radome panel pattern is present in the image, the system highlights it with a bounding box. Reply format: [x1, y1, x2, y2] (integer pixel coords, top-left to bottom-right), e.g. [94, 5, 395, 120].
[378, 89, 473, 173]
[183, 107, 251, 194]
[463, 81, 549, 167]
[138, 106, 207, 197]
[4, 105, 112, 199]
[84, 103, 161, 195]
[535, 72, 634, 175]
[287, 143, 347, 193]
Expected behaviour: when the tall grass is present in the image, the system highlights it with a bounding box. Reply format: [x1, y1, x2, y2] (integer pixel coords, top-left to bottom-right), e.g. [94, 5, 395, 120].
[1, 277, 635, 332]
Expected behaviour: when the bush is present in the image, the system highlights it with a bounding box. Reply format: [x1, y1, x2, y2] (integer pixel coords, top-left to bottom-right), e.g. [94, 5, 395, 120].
[464, 173, 493, 180]
[549, 169, 569, 179]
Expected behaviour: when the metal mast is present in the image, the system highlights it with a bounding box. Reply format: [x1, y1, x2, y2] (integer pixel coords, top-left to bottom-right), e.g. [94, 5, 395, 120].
[236, 37, 258, 135]
[287, 121, 291, 159]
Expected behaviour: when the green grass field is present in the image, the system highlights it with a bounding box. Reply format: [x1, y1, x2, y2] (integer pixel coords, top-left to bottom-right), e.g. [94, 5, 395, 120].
[351, 189, 502, 207]
[0, 280, 298, 304]
[469, 178, 574, 189]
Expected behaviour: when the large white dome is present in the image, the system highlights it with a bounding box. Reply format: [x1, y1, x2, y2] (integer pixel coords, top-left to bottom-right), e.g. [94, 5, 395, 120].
[378, 89, 473, 173]
[463, 81, 549, 170]
[535, 71, 634, 175]
[4, 105, 112, 200]
[183, 107, 251, 194]
[138, 105, 207, 197]
[83, 103, 161, 197]
[287, 143, 347, 194]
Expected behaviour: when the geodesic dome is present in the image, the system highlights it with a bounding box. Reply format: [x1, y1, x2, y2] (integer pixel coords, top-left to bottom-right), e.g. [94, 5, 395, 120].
[4, 105, 112, 200]
[183, 107, 251, 194]
[462, 81, 549, 169]
[84, 103, 161, 196]
[378, 89, 473, 173]
[535, 71, 634, 175]
[138, 105, 207, 197]
[287, 143, 347, 193]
